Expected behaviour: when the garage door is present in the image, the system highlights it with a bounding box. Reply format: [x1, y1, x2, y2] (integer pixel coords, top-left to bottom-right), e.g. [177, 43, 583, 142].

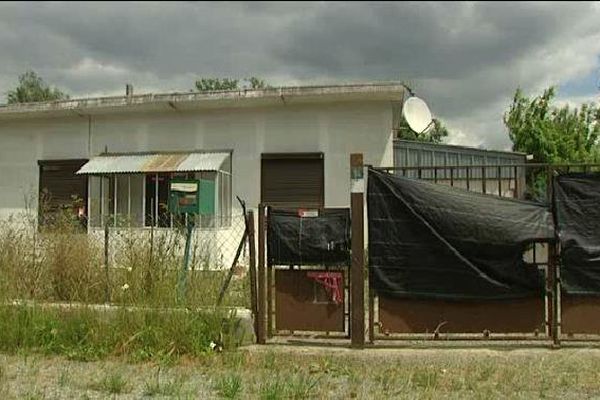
[261, 153, 324, 208]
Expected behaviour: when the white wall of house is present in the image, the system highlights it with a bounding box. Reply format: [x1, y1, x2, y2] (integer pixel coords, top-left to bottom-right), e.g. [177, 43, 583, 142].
[0, 100, 394, 220]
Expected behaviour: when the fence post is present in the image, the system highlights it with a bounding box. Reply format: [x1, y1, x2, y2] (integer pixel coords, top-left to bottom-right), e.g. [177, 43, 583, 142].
[104, 223, 111, 304]
[350, 153, 365, 348]
[257, 204, 267, 344]
[547, 167, 561, 347]
[247, 211, 258, 338]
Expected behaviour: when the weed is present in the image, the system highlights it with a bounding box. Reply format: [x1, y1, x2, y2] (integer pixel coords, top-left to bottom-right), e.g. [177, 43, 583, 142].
[411, 367, 439, 390]
[286, 374, 320, 400]
[57, 367, 71, 387]
[259, 377, 285, 400]
[214, 373, 243, 399]
[143, 366, 186, 397]
[89, 370, 129, 394]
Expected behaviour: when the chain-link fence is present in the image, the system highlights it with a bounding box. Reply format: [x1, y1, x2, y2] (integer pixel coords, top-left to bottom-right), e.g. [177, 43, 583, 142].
[0, 207, 252, 308]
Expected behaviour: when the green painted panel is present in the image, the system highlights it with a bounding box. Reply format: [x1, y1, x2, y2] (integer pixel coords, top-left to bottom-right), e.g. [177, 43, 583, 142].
[199, 179, 215, 215]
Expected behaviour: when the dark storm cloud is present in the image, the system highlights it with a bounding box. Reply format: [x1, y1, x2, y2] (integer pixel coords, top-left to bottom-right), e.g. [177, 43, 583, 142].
[1, 1, 599, 149]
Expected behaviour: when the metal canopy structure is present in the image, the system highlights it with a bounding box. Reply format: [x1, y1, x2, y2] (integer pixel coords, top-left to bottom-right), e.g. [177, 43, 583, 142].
[76, 151, 231, 175]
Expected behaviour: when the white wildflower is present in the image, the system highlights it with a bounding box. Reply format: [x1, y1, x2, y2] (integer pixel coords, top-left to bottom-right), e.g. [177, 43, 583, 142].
[127, 266, 133, 272]
[209, 341, 217, 350]
[121, 283, 130, 291]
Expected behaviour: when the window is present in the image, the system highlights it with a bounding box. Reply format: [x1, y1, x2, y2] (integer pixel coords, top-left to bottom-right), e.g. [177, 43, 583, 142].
[89, 170, 232, 229]
[38, 159, 88, 227]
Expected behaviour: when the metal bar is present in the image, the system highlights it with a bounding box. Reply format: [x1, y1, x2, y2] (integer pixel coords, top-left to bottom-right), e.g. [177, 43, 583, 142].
[154, 173, 159, 227]
[466, 167, 470, 190]
[113, 176, 117, 227]
[549, 242, 560, 347]
[127, 175, 131, 227]
[217, 199, 249, 305]
[247, 211, 258, 338]
[497, 166, 502, 196]
[350, 153, 365, 348]
[177, 220, 194, 302]
[217, 230, 248, 305]
[433, 167, 438, 183]
[449, 167, 454, 187]
[548, 167, 561, 347]
[257, 204, 267, 344]
[87, 177, 91, 232]
[369, 274, 375, 344]
[482, 167, 487, 194]
[370, 162, 600, 171]
[104, 223, 110, 303]
[142, 175, 146, 227]
[99, 177, 104, 227]
[513, 166, 518, 199]
[267, 258, 273, 338]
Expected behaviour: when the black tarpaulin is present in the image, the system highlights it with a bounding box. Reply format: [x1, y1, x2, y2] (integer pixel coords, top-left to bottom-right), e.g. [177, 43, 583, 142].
[267, 208, 351, 266]
[554, 173, 600, 295]
[368, 168, 554, 300]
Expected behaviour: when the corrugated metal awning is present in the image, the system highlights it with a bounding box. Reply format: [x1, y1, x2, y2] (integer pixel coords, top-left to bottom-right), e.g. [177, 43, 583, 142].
[76, 152, 230, 175]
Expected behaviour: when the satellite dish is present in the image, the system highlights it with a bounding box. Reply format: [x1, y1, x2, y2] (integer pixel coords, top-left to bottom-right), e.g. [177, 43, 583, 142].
[403, 96, 433, 134]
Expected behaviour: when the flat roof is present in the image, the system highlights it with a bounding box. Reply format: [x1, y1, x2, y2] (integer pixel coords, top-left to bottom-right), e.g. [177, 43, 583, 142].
[394, 139, 526, 157]
[0, 81, 407, 120]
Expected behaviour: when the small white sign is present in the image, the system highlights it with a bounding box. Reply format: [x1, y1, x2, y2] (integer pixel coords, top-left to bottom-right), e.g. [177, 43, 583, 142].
[351, 179, 364, 193]
[299, 209, 319, 218]
[170, 182, 198, 193]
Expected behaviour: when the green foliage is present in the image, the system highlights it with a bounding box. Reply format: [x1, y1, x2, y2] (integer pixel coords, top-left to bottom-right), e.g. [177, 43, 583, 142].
[398, 118, 449, 143]
[195, 77, 270, 92]
[504, 86, 600, 164]
[7, 70, 69, 104]
[504, 86, 600, 200]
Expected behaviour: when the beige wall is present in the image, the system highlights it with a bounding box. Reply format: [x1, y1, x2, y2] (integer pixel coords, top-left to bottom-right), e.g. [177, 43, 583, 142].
[0, 100, 394, 219]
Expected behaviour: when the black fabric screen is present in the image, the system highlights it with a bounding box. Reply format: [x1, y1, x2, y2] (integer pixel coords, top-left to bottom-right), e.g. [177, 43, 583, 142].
[554, 173, 600, 295]
[368, 168, 554, 300]
[267, 208, 350, 266]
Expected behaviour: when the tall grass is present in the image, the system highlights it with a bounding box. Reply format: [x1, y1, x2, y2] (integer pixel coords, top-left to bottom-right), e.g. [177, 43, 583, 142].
[0, 206, 249, 308]
[0, 205, 252, 360]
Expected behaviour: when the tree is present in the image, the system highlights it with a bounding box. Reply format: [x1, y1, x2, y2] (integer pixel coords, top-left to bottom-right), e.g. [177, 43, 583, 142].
[194, 76, 270, 92]
[7, 70, 69, 104]
[504, 87, 600, 164]
[504, 86, 600, 200]
[397, 117, 449, 144]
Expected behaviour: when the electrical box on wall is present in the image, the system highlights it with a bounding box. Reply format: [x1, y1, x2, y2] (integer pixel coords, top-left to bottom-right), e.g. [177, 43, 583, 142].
[168, 179, 215, 215]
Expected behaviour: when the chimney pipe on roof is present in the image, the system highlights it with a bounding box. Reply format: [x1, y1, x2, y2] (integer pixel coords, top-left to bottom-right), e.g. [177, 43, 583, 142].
[125, 84, 134, 98]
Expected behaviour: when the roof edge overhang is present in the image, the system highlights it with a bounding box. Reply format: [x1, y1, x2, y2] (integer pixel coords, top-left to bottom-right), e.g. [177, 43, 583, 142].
[77, 151, 231, 175]
[0, 82, 408, 121]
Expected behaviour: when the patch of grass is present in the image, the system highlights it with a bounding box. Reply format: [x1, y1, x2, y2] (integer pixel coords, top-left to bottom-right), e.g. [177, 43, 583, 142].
[259, 377, 285, 400]
[286, 373, 320, 400]
[88, 370, 129, 394]
[143, 366, 186, 397]
[214, 373, 243, 399]
[0, 304, 243, 361]
[57, 366, 71, 387]
[411, 367, 439, 390]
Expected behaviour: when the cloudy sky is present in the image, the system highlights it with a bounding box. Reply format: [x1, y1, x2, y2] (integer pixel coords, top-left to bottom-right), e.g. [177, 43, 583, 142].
[1, 1, 599, 150]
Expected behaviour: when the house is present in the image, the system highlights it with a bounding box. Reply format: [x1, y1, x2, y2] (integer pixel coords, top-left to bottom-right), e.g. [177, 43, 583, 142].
[0, 82, 407, 230]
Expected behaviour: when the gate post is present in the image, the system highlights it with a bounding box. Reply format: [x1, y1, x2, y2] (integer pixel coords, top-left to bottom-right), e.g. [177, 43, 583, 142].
[247, 211, 258, 339]
[257, 205, 267, 344]
[350, 154, 365, 348]
[547, 167, 561, 348]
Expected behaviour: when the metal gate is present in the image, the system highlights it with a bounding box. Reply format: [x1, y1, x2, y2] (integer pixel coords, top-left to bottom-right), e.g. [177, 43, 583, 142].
[257, 205, 351, 341]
